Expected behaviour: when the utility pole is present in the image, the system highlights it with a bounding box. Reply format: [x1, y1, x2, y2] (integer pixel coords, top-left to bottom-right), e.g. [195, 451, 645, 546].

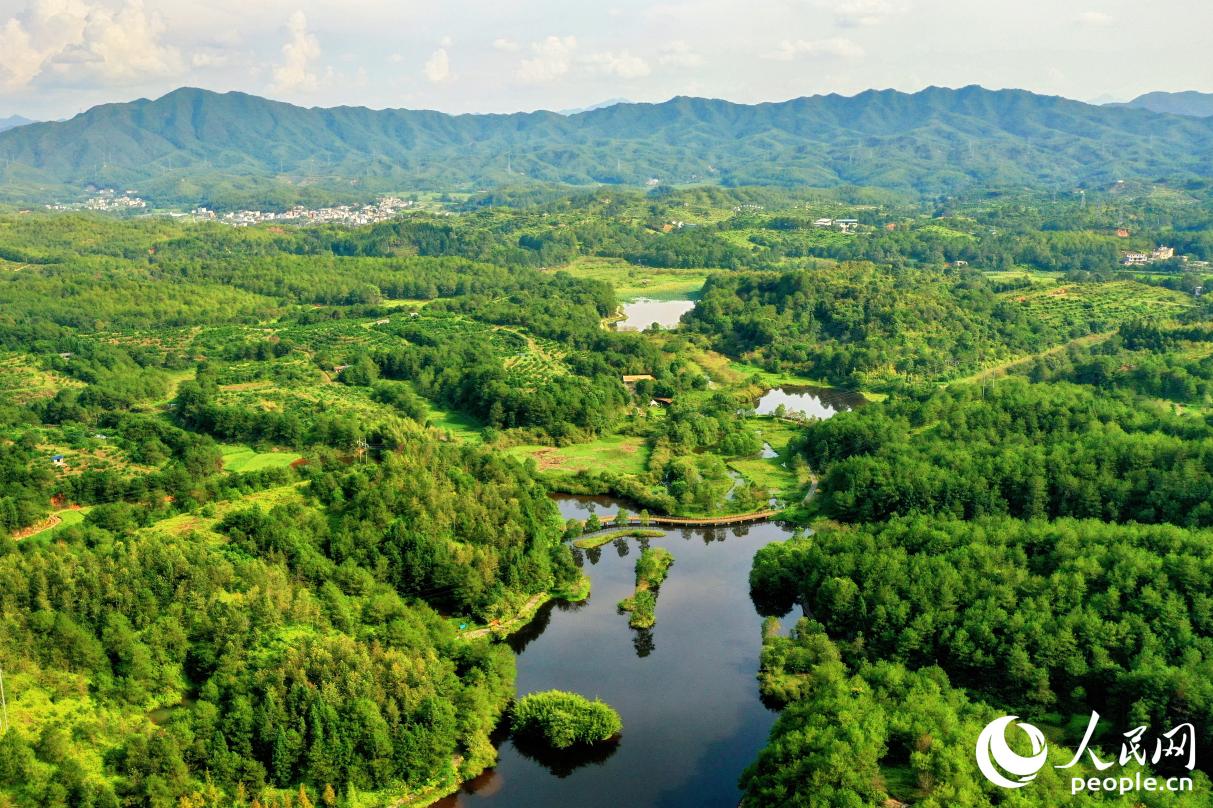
[0, 662, 8, 734]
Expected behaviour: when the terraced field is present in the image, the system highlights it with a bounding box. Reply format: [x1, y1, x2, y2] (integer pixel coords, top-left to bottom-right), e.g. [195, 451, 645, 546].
[0, 353, 83, 404]
[1010, 280, 1196, 332]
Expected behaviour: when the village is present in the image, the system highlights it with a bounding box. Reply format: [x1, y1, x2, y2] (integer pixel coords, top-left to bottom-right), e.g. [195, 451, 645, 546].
[189, 195, 416, 227]
[45, 188, 147, 212]
[1122, 245, 1177, 266]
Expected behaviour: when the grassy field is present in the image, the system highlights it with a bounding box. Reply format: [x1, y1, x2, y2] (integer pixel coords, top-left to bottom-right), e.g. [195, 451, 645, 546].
[690, 349, 886, 400]
[726, 359, 841, 389]
[506, 434, 650, 475]
[219, 444, 302, 473]
[727, 418, 811, 502]
[425, 403, 483, 442]
[16, 506, 91, 543]
[559, 256, 710, 300]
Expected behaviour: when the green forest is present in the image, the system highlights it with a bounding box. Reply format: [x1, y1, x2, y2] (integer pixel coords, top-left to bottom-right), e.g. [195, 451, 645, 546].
[4, 181, 1213, 806]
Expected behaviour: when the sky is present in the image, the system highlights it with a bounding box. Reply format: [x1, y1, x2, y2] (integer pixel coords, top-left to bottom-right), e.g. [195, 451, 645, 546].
[0, 0, 1211, 120]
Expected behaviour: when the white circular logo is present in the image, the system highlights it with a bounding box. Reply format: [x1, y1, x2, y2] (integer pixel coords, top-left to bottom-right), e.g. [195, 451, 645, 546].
[975, 716, 1049, 789]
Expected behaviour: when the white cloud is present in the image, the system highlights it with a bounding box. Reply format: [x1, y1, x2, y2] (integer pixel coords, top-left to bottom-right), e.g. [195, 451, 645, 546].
[0, 0, 182, 89]
[493, 37, 519, 52]
[424, 47, 451, 82]
[818, 0, 909, 27]
[1075, 10, 1115, 26]
[658, 39, 703, 68]
[764, 37, 865, 61]
[0, 18, 42, 88]
[270, 10, 320, 92]
[191, 49, 234, 69]
[516, 35, 576, 83]
[584, 49, 650, 79]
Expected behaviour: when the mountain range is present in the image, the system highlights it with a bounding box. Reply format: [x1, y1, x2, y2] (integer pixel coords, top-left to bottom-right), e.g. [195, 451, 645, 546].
[2, 85, 1212, 207]
[0, 115, 35, 134]
[1115, 91, 1213, 118]
[557, 98, 632, 116]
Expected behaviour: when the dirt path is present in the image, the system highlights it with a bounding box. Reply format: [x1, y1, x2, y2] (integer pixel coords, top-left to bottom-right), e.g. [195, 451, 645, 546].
[803, 472, 819, 506]
[461, 593, 549, 640]
[950, 331, 1115, 386]
[12, 514, 61, 540]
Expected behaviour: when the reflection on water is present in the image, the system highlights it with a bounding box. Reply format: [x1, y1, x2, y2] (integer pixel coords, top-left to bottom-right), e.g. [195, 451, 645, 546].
[511, 733, 622, 778]
[614, 298, 696, 332]
[755, 385, 867, 420]
[551, 494, 643, 521]
[435, 498, 798, 808]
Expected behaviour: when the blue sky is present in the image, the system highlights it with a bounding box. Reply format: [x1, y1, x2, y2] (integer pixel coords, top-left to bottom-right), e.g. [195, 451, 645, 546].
[1, 0, 1210, 119]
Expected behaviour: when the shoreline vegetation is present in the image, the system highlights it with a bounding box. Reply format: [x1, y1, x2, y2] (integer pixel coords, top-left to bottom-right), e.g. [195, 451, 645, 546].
[572, 528, 665, 549]
[459, 574, 592, 640]
[618, 547, 675, 629]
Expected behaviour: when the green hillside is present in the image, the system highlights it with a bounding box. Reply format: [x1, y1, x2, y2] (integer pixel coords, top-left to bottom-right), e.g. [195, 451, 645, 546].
[3, 85, 1213, 207]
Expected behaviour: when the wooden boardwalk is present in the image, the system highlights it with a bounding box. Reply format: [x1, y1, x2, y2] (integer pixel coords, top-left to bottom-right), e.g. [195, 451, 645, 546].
[581, 510, 780, 530]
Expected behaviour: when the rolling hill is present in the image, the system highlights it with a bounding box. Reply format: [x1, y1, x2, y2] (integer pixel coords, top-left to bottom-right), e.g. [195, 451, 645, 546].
[2, 85, 1212, 207]
[1117, 91, 1213, 117]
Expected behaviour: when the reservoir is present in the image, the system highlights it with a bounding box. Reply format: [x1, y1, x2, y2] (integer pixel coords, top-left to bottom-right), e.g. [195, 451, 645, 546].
[434, 497, 799, 807]
[754, 385, 866, 420]
[614, 298, 697, 332]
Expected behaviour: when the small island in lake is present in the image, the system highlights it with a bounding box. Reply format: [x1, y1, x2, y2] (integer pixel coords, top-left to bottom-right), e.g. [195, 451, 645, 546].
[511, 690, 623, 749]
[618, 547, 675, 629]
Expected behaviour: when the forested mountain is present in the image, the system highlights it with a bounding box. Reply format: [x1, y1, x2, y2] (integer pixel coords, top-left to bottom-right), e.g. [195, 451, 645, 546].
[1117, 91, 1213, 118]
[3, 85, 1213, 206]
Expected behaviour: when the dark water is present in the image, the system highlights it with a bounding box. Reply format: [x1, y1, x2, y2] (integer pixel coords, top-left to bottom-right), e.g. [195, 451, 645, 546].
[754, 385, 867, 420]
[434, 498, 798, 808]
[614, 298, 697, 332]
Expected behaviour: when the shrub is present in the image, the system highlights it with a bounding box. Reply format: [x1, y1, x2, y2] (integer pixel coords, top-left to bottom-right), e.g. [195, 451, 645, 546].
[511, 690, 622, 749]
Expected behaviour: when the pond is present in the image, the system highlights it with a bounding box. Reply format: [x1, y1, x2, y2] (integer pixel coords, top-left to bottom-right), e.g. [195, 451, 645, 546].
[754, 385, 867, 420]
[433, 497, 799, 808]
[613, 298, 697, 332]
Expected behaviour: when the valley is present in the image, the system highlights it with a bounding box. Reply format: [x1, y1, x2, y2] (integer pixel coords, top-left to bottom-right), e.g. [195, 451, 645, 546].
[3, 181, 1213, 807]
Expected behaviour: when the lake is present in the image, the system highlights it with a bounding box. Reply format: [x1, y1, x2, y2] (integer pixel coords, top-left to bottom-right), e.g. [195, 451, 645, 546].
[433, 497, 799, 808]
[754, 385, 867, 420]
[614, 298, 697, 332]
